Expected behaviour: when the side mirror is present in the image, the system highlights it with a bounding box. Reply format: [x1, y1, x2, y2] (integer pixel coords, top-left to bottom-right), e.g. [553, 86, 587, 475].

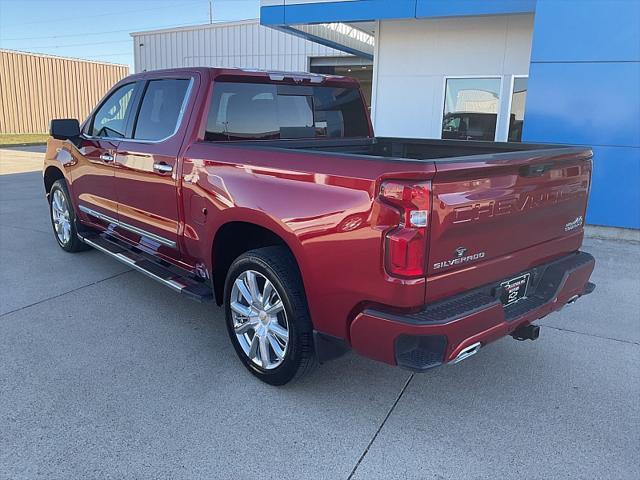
[49, 119, 80, 141]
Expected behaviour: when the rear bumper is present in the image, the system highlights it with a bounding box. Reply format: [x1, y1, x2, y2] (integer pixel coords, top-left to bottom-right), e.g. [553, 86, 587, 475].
[349, 251, 595, 371]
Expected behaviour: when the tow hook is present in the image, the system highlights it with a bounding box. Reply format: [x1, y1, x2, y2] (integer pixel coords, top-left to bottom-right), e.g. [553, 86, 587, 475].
[511, 324, 540, 341]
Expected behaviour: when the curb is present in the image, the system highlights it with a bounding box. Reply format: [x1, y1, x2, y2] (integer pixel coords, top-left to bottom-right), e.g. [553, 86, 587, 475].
[0, 142, 47, 148]
[585, 225, 640, 243]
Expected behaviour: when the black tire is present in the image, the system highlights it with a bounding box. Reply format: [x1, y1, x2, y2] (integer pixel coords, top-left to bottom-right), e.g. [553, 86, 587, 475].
[48, 179, 90, 253]
[224, 246, 316, 385]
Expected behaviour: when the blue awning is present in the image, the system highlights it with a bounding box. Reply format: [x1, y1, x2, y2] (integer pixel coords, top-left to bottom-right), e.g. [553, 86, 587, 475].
[261, 0, 536, 26]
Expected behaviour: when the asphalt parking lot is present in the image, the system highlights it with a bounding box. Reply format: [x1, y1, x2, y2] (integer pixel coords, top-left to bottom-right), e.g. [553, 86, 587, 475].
[1, 167, 639, 480]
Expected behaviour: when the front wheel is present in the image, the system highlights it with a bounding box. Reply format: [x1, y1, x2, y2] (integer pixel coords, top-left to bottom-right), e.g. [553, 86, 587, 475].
[48, 180, 89, 252]
[224, 247, 316, 385]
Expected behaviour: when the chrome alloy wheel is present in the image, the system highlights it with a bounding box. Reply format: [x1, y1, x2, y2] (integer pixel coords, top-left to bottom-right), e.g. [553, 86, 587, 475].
[51, 189, 72, 245]
[230, 270, 290, 370]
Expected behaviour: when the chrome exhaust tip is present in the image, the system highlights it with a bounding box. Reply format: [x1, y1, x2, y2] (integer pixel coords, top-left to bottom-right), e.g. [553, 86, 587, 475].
[450, 342, 482, 365]
[566, 294, 580, 305]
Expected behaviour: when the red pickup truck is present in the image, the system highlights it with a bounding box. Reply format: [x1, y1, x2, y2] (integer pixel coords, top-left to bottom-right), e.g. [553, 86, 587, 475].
[44, 68, 595, 385]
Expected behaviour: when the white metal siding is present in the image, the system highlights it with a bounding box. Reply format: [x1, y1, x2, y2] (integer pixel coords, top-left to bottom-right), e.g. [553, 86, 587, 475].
[132, 20, 348, 73]
[371, 15, 534, 140]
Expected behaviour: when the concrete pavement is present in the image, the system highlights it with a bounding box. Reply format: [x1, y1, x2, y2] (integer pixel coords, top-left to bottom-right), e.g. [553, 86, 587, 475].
[1, 171, 638, 479]
[0, 145, 46, 175]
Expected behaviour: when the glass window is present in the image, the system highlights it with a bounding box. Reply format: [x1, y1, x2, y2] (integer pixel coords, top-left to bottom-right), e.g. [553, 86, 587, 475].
[508, 77, 528, 142]
[313, 87, 369, 138]
[133, 79, 190, 141]
[205, 81, 370, 141]
[206, 83, 279, 141]
[90, 83, 136, 138]
[441, 78, 501, 141]
[278, 95, 314, 138]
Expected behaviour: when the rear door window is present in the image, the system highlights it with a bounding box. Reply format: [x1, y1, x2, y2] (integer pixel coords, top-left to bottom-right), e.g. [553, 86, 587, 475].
[205, 81, 369, 141]
[133, 78, 190, 141]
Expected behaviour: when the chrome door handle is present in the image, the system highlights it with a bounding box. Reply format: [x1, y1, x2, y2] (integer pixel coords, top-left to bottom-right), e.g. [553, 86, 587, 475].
[100, 153, 114, 162]
[153, 162, 173, 174]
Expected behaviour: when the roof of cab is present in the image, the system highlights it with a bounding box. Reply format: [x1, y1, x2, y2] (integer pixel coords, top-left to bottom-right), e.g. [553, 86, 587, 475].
[124, 66, 360, 87]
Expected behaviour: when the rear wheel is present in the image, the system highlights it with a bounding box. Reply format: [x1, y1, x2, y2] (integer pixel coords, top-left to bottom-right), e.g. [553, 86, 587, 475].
[48, 180, 89, 252]
[224, 246, 315, 385]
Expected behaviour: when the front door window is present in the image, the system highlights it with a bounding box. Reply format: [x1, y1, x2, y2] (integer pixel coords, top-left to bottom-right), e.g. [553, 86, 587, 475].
[90, 83, 136, 139]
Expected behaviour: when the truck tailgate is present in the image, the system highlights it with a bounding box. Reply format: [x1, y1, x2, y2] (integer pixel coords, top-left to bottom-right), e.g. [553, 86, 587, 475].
[426, 147, 592, 301]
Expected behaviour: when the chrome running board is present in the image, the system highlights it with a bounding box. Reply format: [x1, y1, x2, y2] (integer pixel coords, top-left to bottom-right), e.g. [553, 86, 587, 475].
[78, 233, 213, 303]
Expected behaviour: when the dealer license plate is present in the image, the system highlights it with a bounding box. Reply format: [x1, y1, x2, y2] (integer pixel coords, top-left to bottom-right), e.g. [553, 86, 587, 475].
[500, 273, 530, 307]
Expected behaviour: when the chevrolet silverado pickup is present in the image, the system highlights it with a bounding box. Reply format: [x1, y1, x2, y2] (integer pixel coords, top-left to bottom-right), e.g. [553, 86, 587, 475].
[44, 68, 595, 385]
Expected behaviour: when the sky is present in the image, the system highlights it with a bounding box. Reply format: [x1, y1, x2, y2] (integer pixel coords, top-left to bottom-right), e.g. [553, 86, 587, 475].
[0, 0, 260, 70]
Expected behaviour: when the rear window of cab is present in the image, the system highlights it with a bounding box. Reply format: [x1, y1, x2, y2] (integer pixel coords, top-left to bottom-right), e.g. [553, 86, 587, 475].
[205, 81, 370, 141]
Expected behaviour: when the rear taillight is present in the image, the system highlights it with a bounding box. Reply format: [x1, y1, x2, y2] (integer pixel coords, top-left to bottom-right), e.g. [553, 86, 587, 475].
[379, 180, 431, 278]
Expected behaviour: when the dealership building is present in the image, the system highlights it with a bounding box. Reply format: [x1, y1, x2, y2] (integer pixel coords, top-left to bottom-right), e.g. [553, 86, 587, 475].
[131, 19, 374, 104]
[132, 0, 639, 230]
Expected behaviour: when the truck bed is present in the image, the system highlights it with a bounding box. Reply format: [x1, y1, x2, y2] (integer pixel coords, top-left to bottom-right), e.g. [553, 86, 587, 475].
[223, 137, 572, 162]
[209, 135, 592, 303]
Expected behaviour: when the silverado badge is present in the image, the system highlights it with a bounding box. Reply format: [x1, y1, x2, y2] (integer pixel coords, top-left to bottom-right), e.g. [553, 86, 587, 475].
[564, 216, 583, 232]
